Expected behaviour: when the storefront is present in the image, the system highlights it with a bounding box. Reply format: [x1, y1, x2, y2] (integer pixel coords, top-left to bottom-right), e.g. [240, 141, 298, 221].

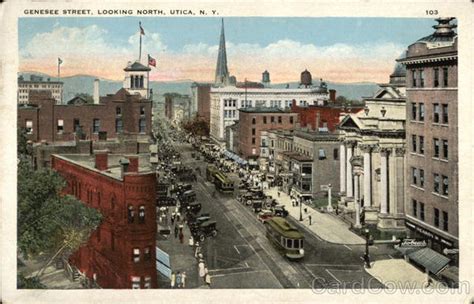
[405, 219, 457, 257]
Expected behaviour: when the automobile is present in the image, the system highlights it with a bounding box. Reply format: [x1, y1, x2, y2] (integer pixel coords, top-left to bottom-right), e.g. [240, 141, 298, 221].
[194, 220, 218, 242]
[251, 200, 264, 213]
[272, 205, 289, 217]
[187, 202, 202, 214]
[257, 210, 274, 223]
[191, 152, 196, 158]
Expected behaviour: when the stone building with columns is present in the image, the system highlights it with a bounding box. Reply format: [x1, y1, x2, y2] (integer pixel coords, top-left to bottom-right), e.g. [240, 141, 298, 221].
[337, 60, 407, 231]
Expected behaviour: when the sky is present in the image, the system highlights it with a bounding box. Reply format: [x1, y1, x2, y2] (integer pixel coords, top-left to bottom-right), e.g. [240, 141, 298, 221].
[19, 17, 437, 83]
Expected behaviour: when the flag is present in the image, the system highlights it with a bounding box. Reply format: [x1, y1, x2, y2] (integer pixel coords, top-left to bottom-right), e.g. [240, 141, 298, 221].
[58, 57, 63, 65]
[148, 54, 156, 67]
[140, 22, 145, 35]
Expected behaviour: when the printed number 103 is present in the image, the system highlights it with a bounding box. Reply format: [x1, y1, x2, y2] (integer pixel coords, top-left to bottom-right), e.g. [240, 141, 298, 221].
[426, 10, 438, 15]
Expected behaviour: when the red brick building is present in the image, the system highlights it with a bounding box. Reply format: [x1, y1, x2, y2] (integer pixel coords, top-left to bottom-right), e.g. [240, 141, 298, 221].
[51, 152, 157, 288]
[238, 108, 298, 159]
[291, 103, 363, 132]
[18, 88, 152, 143]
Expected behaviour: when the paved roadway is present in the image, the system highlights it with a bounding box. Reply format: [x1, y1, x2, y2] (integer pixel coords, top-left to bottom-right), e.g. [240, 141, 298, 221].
[168, 137, 397, 289]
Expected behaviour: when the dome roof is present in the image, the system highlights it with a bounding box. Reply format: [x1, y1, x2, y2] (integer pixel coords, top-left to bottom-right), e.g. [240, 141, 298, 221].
[390, 51, 407, 77]
[417, 17, 457, 44]
[300, 69, 312, 86]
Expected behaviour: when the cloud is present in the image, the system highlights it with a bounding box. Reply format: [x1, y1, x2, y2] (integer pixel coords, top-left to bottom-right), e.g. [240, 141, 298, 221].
[19, 24, 406, 83]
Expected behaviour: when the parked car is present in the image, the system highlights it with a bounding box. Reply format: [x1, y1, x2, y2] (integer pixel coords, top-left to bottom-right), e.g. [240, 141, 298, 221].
[257, 210, 274, 223]
[191, 220, 218, 242]
[187, 202, 202, 214]
[252, 201, 264, 213]
[272, 205, 289, 217]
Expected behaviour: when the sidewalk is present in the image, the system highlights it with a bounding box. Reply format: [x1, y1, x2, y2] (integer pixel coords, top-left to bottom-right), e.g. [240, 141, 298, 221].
[156, 209, 206, 289]
[364, 259, 446, 289]
[264, 187, 365, 245]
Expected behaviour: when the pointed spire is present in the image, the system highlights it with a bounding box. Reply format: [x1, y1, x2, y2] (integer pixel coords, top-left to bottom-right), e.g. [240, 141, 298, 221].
[215, 18, 229, 85]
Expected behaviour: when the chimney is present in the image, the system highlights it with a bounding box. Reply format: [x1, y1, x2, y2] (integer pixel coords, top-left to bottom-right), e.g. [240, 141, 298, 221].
[127, 155, 139, 173]
[316, 112, 321, 131]
[329, 89, 336, 102]
[119, 158, 130, 179]
[93, 79, 100, 104]
[95, 150, 108, 171]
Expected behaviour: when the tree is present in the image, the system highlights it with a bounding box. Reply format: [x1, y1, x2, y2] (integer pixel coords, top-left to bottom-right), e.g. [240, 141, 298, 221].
[17, 130, 102, 287]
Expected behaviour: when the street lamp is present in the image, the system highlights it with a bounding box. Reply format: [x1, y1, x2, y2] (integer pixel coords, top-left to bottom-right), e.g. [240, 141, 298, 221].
[327, 184, 333, 212]
[363, 228, 373, 268]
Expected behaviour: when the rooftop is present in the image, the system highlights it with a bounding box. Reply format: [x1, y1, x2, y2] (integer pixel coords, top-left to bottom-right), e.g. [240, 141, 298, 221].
[53, 153, 153, 181]
[124, 60, 151, 72]
[239, 107, 293, 114]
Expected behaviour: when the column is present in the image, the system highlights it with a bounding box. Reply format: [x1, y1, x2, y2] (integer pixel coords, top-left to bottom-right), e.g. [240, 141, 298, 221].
[339, 143, 346, 194]
[379, 148, 388, 214]
[346, 143, 353, 197]
[354, 173, 361, 228]
[363, 146, 372, 207]
[327, 185, 333, 212]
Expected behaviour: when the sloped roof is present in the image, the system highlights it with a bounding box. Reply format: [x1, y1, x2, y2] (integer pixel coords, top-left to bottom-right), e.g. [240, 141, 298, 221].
[124, 61, 151, 72]
[338, 114, 366, 130]
[408, 247, 450, 274]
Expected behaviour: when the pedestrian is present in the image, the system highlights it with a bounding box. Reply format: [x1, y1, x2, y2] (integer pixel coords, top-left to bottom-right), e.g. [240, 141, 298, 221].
[171, 212, 175, 225]
[179, 230, 184, 244]
[176, 212, 181, 222]
[189, 236, 194, 246]
[198, 261, 206, 278]
[181, 271, 187, 288]
[309, 215, 312, 225]
[205, 273, 211, 287]
[174, 225, 179, 238]
[170, 271, 176, 288]
[277, 191, 280, 198]
[336, 205, 339, 216]
[176, 271, 182, 288]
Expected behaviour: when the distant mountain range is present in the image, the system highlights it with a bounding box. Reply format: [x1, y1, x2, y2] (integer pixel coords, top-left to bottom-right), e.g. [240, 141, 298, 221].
[19, 72, 380, 102]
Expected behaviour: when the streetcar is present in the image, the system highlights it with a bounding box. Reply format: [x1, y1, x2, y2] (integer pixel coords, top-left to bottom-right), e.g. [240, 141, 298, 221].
[265, 217, 304, 260]
[206, 165, 234, 193]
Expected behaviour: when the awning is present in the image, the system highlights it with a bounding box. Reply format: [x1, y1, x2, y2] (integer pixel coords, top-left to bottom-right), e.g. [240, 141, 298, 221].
[438, 266, 458, 282]
[407, 247, 451, 274]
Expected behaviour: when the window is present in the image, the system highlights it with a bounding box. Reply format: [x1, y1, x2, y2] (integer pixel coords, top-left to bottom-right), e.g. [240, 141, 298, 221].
[286, 238, 293, 248]
[419, 103, 425, 121]
[139, 118, 146, 133]
[232, 100, 236, 107]
[133, 248, 140, 263]
[318, 149, 326, 160]
[443, 67, 448, 87]
[333, 148, 339, 160]
[442, 211, 448, 231]
[412, 135, 417, 152]
[433, 103, 440, 123]
[434, 138, 440, 158]
[271, 116, 275, 123]
[420, 169, 424, 188]
[252, 128, 256, 136]
[419, 202, 425, 221]
[93, 119, 100, 133]
[131, 276, 141, 289]
[433, 174, 440, 193]
[442, 175, 449, 196]
[252, 117, 256, 124]
[278, 116, 282, 124]
[263, 116, 267, 124]
[412, 167, 417, 185]
[144, 247, 151, 260]
[57, 119, 64, 133]
[144, 276, 152, 289]
[434, 68, 439, 87]
[224, 100, 228, 107]
[252, 138, 256, 145]
[139, 205, 145, 223]
[412, 199, 417, 217]
[412, 70, 417, 87]
[419, 69, 425, 87]
[290, 116, 294, 124]
[434, 208, 440, 227]
[411, 103, 417, 120]
[442, 104, 448, 124]
[419, 136, 424, 154]
[116, 107, 122, 116]
[140, 106, 145, 115]
[140, 75, 144, 88]
[442, 140, 448, 159]
[128, 205, 135, 223]
[73, 119, 80, 133]
[115, 118, 123, 133]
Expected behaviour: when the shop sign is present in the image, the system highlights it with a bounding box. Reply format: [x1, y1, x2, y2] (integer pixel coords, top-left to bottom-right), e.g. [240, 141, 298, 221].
[406, 220, 454, 248]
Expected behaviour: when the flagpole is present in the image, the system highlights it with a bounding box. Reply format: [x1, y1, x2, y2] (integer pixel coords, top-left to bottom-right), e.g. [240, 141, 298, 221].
[57, 58, 62, 104]
[139, 22, 142, 62]
[147, 54, 150, 99]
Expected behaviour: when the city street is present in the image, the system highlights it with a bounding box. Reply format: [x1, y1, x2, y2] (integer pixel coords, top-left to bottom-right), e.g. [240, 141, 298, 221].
[170, 137, 394, 289]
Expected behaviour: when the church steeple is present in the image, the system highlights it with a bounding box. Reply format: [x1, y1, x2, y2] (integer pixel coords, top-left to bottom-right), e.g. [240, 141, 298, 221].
[215, 18, 229, 85]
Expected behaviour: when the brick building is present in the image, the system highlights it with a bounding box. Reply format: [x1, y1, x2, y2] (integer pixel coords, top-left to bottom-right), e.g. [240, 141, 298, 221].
[18, 87, 152, 143]
[291, 103, 363, 132]
[191, 82, 212, 127]
[398, 18, 458, 252]
[164, 95, 173, 120]
[51, 152, 157, 288]
[237, 107, 298, 159]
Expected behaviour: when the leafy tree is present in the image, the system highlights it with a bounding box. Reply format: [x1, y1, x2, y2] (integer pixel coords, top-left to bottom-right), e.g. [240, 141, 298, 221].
[17, 129, 102, 287]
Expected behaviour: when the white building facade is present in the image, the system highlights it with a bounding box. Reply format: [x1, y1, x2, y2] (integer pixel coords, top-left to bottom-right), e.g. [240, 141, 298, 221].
[18, 75, 63, 104]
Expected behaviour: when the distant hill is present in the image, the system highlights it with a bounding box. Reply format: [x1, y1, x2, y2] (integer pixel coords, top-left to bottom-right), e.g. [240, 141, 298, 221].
[19, 72, 379, 102]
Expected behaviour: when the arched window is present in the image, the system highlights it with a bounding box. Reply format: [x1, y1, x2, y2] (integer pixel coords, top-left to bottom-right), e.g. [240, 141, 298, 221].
[139, 205, 145, 223]
[140, 75, 144, 88]
[128, 205, 135, 223]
